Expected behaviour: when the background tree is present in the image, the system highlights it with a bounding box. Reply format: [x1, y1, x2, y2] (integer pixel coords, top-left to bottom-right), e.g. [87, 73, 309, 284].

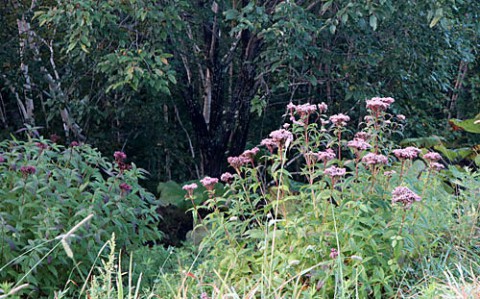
[0, 0, 478, 183]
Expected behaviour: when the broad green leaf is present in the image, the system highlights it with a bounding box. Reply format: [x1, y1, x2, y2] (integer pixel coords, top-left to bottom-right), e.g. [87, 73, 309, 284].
[449, 115, 480, 133]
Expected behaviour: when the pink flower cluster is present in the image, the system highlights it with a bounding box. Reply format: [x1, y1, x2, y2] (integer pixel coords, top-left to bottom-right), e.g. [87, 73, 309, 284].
[422, 152, 444, 171]
[119, 182, 132, 193]
[324, 166, 346, 177]
[227, 156, 249, 169]
[114, 151, 127, 162]
[20, 165, 36, 176]
[313, 149, 336, 162]
[220, 172, 234, 183]
[329, 113, 350, 126]
[270, 129, 293, 144]
[182, 183, 198, 197]
[362, 153, 388, 165]
[392, 147, 421, 160]
[261, 129, 293, 152]
[391, 186, 421, 209]
[329, 248, 339, 259]
[347, 139, 372, 151]
[423, 152, 441, 162]
[227, 147, 260, 169]
[200, 176, 218, 191]
[260, 138, 277, 153]
[242, 147, 259, 161]
[287, 102, 317, 115]
[430, 162, 444, 171]
[35, 142, 48, 150]
[318, 102, 328, 113]
[365, 97, 395, 112]
[287, 102, 328, 115]
[287, 102, 321, 126]
[113, 151, 131, 171]
[384, 170, 396, 176]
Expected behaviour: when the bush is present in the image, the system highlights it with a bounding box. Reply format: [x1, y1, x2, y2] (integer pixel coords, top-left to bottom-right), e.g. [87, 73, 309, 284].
[168, 98, 479, 298]
[0, 138, 162, 297]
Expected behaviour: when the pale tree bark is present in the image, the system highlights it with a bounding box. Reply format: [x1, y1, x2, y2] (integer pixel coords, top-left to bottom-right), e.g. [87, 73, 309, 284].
[16, 17, 35, 126]
[11, 0, 86, 141]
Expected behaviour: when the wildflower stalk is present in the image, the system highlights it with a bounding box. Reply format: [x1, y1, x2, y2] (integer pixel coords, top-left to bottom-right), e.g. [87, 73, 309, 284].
[337, 130, 342, 161]
[398, 210, 407, 235]
[268, 141, 288, 291]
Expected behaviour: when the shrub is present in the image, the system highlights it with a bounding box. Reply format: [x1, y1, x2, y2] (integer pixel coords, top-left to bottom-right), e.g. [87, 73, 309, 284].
[0, 138, 162, 297]
[170, 98, 479, 298]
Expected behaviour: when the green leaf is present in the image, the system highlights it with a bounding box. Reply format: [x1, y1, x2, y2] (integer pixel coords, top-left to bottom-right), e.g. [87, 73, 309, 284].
[429, 8, 443, 28]
[369, 15, 378, 31]
[329, 24, 336, 34]
[449, 116, 480, 133]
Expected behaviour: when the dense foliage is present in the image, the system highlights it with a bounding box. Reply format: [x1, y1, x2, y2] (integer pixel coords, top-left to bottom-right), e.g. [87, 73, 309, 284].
[0, 0, 479, 297]
[0, 138, 161, 297]
[161, 98, 479, 298]
[0, 0, 479, 182]
[46, 98, 479, 299]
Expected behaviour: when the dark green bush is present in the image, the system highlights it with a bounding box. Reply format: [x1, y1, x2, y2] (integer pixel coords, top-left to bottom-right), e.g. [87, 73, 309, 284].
[0, 138, 162, 297]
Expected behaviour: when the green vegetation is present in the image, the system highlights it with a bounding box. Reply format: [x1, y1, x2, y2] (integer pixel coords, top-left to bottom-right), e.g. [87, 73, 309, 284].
[0, 138, 161, 297]
[1, 99, 479, 298]
[0, 0, 479, 298]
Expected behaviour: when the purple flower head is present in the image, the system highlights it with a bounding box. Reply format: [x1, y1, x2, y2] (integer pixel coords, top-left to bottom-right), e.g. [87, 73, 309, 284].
[295, 103, 317, 115]
[315, 149, 336, 162]
[287, 103, 317, 116]
[324, 166, 346, 178]
[318, 102, 328, 113]
[241, 147, 260, 163]
[35, 142, 48, 150]
[269, 129, 293, 146]
[384, 170, 396, 177]
[200, 176, 218, 191]
[329, 113, 350, 126]
[119, 182, 132, 193]
[20, 165, 36, 176]
[114, 151, 127, 162]
[347, 139, 372, 151]
[392, 147, 421, 160]
[362, 153, 388, 165]
[366, 97, 394, 112]
[423, 152, 442, 162]
[227, 156, 250, 169]
[392, 186, 421, 209]
[182, 183, 197, 191]
[70, 141, 80, 147]
[430, 162, 445, 171]
[397, 114, 406, 121]
[261, 138, 277, 153]
[200, 292, 210, 299]
[0, 155, 5, 163]
[182, 183, 198, 197]
[330, 248, 339, 259]
[220, 172, 234, 183]
[380, 97, 395, 104]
